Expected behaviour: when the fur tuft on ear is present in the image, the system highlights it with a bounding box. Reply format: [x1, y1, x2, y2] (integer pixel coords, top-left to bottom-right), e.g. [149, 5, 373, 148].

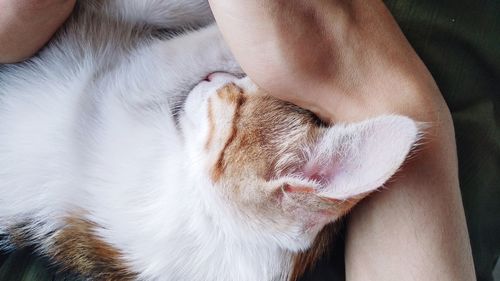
[285, 115, 420, 200]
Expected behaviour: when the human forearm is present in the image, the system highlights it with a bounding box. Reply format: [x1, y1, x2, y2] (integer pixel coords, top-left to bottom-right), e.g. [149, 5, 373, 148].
[208, 0, 436, 121]
[0, 0, 75, 63]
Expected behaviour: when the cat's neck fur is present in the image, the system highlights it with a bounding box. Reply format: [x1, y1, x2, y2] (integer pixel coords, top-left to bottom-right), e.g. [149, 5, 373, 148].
[99, 160, 292, 281]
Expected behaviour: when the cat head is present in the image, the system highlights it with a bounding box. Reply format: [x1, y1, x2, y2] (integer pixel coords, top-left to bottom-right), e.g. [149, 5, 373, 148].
[180, 73, 420, 251]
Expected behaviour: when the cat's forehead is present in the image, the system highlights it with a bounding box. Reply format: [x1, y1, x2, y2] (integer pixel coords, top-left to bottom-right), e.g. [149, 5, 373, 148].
[209, 82, 323, 184]
[215, 82, 320, 127]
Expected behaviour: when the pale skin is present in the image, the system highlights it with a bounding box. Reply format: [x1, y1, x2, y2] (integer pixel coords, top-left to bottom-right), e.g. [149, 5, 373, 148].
[1, 0, 476, 280]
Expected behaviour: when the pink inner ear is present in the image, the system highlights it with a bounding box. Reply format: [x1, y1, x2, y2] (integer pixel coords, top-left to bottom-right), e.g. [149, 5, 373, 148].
[303, 160, 339, 186]
[283, 184, 315, 193]
[296, 116, 420, 200]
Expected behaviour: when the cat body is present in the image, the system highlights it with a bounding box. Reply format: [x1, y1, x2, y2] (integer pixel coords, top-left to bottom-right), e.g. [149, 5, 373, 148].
[0, 1, 420, 280]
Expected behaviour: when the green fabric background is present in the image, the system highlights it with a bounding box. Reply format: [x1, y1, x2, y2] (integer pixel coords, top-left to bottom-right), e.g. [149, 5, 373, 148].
[1, 0, 498, 280]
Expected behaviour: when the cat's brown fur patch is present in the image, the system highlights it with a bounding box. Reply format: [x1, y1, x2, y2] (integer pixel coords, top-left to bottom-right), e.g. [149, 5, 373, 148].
[50, 216, 136, 281]
[215, 93, 321, 184]
[205, 98, 215, 150]
[217, 82, 242, 104]
[211, 84, 247, 182]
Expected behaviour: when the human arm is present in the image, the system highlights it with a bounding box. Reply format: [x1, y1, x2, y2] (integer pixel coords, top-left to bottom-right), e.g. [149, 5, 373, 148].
[208, 0, 476, 280]
[0, 0, 75, 63]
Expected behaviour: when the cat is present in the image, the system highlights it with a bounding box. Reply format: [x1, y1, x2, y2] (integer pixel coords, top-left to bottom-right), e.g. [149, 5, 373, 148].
[0, 1, 421, 280]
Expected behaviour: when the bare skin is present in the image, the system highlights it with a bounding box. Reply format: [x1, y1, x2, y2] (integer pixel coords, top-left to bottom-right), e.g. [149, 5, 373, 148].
[208, 0, 476, 280]
[0, 0, 75, 63]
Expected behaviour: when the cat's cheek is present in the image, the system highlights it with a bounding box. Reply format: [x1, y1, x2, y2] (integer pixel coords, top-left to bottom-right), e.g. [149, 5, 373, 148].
[183, 84, 209, 124]
[271, 188, 351, 247]
[183, 80, 222, 123]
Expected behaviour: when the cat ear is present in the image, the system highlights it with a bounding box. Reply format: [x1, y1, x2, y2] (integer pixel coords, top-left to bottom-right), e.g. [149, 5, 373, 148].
[278, 115, 420, 201]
